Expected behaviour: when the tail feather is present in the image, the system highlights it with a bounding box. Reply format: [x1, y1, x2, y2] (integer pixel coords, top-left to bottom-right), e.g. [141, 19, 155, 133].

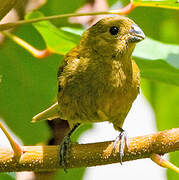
[32, 102, 59, 122]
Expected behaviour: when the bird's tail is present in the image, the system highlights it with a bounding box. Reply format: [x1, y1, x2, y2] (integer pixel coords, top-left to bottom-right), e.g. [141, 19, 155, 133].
[32, 102, 59, 122]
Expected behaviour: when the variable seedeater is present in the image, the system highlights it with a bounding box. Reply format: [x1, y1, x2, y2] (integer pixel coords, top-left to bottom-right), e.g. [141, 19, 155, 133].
[33, 16, 145, 168]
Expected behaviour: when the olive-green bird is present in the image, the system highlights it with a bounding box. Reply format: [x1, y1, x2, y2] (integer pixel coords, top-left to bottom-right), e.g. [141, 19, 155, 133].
[32, 16, 145, 168]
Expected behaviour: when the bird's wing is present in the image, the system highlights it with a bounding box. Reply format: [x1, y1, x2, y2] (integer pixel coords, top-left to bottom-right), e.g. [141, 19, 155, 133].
[32, 46, 80, 122]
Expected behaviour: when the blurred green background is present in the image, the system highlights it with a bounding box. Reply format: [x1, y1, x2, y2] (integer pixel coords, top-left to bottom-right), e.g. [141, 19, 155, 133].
[0, 0, 178, 179]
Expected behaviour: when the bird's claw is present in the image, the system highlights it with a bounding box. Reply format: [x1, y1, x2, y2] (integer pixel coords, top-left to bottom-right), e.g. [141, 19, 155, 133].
[59, 123, 80, 172]
[59, 135, 71, 172]
[113, 129, 129, 164]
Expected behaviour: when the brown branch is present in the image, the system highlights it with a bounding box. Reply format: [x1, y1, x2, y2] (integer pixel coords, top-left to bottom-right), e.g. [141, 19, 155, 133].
[0, 128, 178, 172]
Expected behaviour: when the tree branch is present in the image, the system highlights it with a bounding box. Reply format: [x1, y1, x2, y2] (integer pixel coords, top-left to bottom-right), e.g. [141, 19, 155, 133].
[0, 128, 178, 172]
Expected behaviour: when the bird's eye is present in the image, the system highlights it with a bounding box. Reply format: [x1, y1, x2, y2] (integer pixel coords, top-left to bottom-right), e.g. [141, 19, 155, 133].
[109, 26, 119, 35]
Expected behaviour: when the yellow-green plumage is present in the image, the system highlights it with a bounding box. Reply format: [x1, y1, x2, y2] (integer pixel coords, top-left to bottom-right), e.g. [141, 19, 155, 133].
[33, 16, 144, 132]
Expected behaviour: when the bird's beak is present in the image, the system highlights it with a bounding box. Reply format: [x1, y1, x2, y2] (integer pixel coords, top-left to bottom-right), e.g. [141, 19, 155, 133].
[128, 24, 145, 43]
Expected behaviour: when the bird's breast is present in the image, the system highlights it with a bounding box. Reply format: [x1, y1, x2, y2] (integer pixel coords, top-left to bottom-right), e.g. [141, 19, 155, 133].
[58, 57, 140, 123]
[95, 59, 140, 120]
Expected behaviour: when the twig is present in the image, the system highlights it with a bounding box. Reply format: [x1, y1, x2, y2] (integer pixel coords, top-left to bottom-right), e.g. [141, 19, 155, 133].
[0, 128, 178, 172]
[0, 122, 22, 161]
[1, 31, 52, 59]
[0, 3, 135, 31]
[151, 154, 179, 173]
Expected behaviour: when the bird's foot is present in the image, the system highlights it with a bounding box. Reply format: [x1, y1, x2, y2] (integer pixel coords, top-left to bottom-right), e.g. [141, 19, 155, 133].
[59, 123, 81, 172]
[59, 135, 71, 172]
[113, 128, 129, 164]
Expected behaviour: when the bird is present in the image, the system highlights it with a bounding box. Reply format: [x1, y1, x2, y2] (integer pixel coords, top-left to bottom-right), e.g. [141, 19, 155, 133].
[32, 16, 145, 169]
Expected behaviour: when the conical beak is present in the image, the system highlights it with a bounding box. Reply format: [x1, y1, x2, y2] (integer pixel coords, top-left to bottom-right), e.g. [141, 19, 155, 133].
[128, 24, 145, 43]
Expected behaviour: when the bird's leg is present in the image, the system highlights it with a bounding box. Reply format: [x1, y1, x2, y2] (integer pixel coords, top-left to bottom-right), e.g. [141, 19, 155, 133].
[59, 123, 80, 171]
[113, 127, 129, 164]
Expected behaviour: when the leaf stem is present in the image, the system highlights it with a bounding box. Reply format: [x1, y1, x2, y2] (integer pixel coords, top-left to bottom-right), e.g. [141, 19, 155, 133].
[151, 154, 179, 174]
[0, 3, 135, 31]
[1, 31, 52, 58]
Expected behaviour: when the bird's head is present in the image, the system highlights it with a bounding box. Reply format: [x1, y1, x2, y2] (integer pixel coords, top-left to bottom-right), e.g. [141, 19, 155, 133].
[80, 16, 145, 59]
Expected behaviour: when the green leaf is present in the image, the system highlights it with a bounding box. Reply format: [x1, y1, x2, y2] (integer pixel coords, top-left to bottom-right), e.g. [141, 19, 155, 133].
[40, 0, 85, 26]
[0, 75, 2, 83]
[129, 6, 179, 44]
[134, 38, 179, 86]
[134, 38, 179, 69]
[0, 24, 60, 144]
[135, 58, 179, 86]
[26, 11, 82, 55]
[0, 173, 15, 180]
[133, 0, 179, 9]
[55, 168, 86, 180]
[107, 0, 121, 7]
